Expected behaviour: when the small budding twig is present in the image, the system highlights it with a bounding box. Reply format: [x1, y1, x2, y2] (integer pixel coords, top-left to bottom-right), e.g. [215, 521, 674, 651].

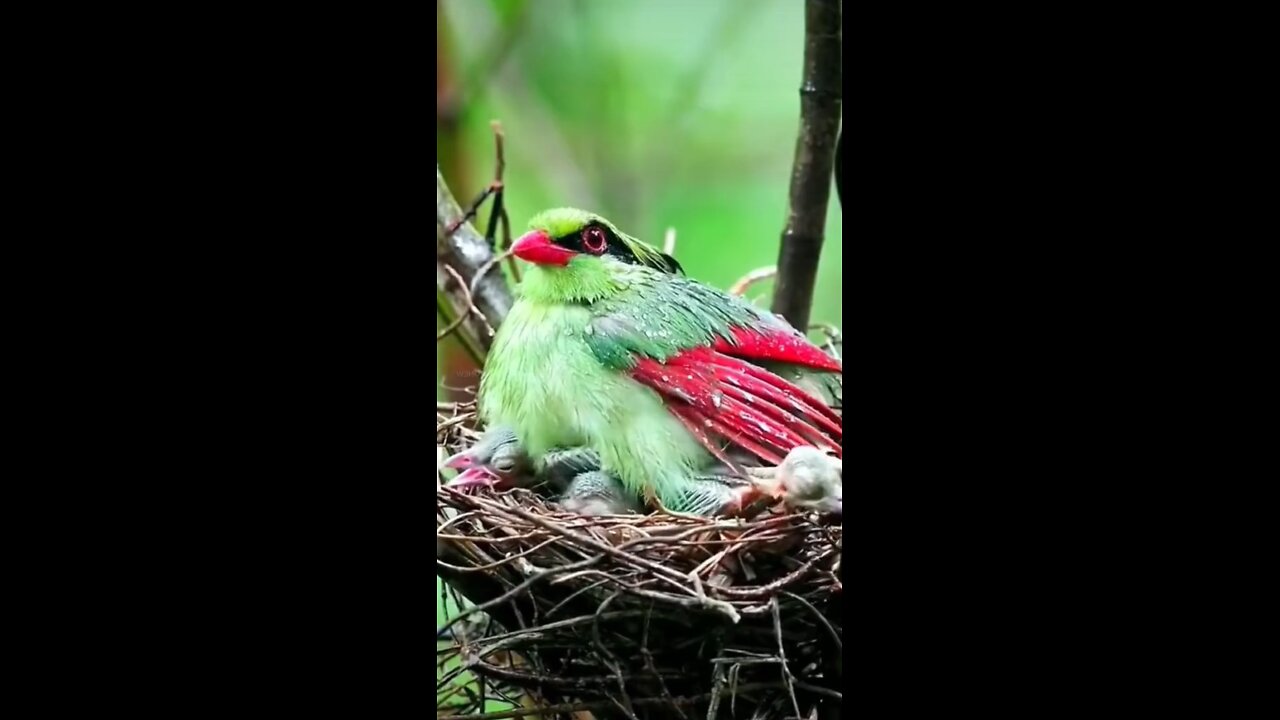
[484, 122, 521, 284]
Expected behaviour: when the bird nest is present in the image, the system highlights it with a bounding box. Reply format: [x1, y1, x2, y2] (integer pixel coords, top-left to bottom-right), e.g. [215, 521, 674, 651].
[437, 403, 842, 720]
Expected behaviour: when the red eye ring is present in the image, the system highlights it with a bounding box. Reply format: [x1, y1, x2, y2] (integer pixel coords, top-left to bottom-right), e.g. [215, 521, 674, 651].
[581, 227, 608, 254]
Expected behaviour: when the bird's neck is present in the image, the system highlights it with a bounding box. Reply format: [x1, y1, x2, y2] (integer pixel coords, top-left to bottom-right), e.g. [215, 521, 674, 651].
[518, 258, 624, 305]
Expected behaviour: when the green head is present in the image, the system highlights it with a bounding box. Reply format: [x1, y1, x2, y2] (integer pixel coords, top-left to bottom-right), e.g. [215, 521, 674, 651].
[511, 208, 682, 303]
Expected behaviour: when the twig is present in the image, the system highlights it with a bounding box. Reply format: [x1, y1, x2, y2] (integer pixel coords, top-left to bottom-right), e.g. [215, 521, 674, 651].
[437, 166, 514, 353]
[438, 264, 495, 341]
[438, 684, 780, 720]
[438, 537, 560, 572]
[438, 289, 485, 367]
[808, 323, 842, 361]
[834, 127, 843, 208]
[771, 0, 842, 331]
[482, 122, 508, 250]
[643, 603, 691, 720]
[435, 555, 604, 640]
[663, 227, 677, 256]
[499, 209, 519, 282]
[793, 680, 842, 701]
[781, 591, 841, 652]
[773, 597, 803, 720]
[706, 662, 727, 720]
[729, 266, 777, 297]
[592, 592, 639, 720]
[470, 250, 514, 314]
[491, 121, 507, 182]
[499, 504, 742, 622]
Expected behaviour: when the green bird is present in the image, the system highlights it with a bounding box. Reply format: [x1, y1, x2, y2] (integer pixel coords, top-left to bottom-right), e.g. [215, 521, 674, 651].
[478, 208, 843, 514]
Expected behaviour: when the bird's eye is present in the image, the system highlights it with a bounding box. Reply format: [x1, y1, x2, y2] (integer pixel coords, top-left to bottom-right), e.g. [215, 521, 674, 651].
[581, 227, 608, 254]
[493, 457, 516, 474]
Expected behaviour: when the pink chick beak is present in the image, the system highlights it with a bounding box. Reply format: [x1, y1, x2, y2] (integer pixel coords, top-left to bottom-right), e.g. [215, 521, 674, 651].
[446, 466, 500, 489]
[441, 450, 476, 470]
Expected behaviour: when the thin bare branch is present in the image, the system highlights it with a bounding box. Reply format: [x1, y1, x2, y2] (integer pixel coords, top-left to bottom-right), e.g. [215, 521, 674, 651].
[771, 0, 842, 330]
[729, 266, 777, 297]
[834, 127, 843, 208]
[438, 264, 496, 341]
[437, 166, 514, 353]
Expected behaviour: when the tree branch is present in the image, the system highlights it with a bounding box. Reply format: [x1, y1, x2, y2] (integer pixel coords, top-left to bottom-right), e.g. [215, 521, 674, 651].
[438, 166, 514, 353]
[835, 126, 843, 208]
[771, 0, 842, 331]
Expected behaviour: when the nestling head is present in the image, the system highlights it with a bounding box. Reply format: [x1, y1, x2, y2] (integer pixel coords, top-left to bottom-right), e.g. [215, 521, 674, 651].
[775, 445, 842, 515]
[441, 425, 531, 490]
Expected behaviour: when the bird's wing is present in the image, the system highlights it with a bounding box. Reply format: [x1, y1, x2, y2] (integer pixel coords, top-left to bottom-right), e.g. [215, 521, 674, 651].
[585, 268, 842, 469]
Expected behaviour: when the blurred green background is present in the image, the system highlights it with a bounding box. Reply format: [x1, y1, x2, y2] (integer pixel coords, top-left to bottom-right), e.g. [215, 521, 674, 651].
[437, 0, 841, 705]
[438, 0, 841, 327]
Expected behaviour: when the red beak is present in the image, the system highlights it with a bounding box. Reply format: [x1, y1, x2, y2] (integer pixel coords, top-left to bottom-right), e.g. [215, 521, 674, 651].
[511, 231, 576, 267]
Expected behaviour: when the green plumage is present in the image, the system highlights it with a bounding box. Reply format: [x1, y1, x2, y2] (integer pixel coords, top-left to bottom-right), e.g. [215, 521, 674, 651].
[481, 283, 712, 507]
[479, 208, 833, 512]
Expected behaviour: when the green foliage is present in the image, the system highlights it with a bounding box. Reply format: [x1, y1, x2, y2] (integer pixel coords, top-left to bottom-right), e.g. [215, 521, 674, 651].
[440, 0, 842, 328]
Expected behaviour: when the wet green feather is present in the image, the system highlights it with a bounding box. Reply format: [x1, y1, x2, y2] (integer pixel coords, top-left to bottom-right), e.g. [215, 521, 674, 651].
[481, 208, 836, 513]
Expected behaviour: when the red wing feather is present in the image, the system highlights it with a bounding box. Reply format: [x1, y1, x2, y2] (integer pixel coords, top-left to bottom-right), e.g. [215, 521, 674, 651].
[630, 345, 842, 467]
[670, 403, 786, 468]
[711, 327, 841, 373]
[703, 352, 843, 438]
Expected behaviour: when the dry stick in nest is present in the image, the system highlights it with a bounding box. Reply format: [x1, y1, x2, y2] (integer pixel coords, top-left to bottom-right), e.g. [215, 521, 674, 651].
[437, 485, 842, 716]
[437, 685, 780, 720]
[496, 503, 742, 622]
[771, 0, 842, 332]
[592, 592, 639, 720]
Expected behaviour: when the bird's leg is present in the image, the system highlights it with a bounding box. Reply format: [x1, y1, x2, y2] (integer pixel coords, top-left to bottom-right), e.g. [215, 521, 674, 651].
[719, 482, 772, 516]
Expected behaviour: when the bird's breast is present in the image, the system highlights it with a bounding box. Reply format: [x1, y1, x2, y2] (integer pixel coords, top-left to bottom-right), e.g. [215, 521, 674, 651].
[480, 301, 609, 453]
